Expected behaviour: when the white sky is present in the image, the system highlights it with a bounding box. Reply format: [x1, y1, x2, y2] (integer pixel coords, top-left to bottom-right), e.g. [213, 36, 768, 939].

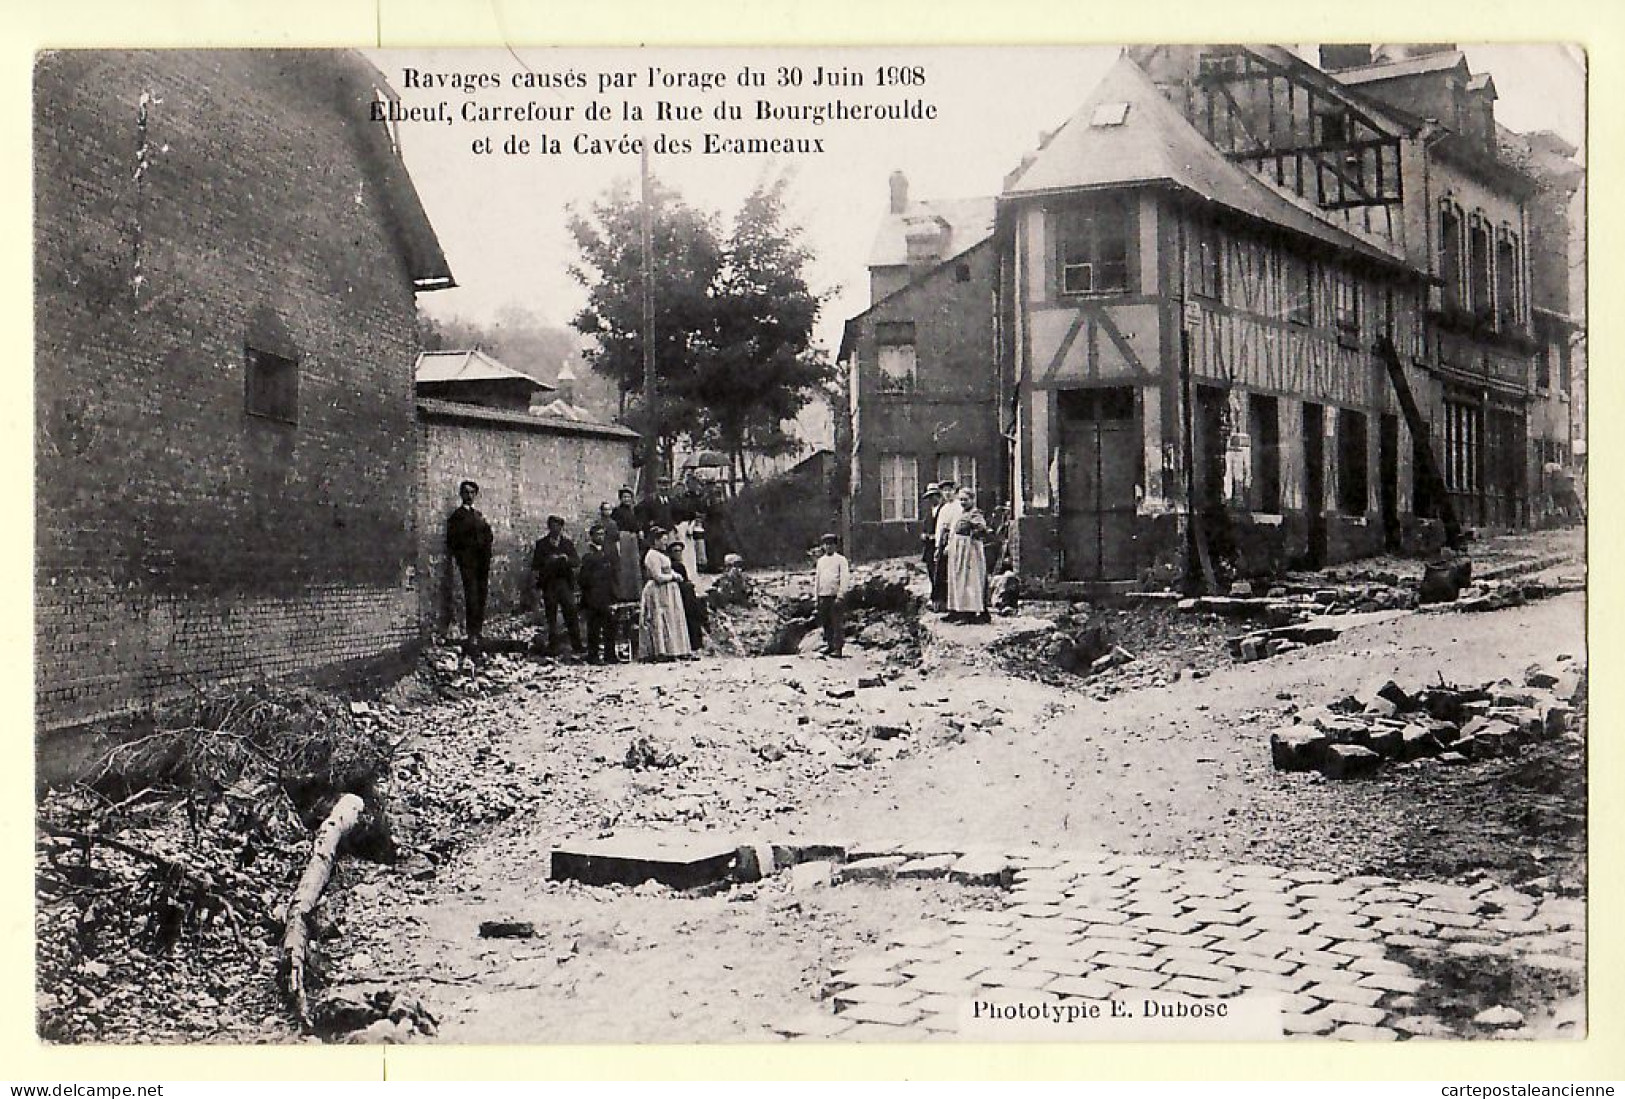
[377, 45, 1585, 360]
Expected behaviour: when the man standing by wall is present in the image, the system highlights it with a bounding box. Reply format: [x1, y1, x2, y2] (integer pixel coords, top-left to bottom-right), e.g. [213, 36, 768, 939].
[532, 515, 583, 656]
[446, 480, 494, 650]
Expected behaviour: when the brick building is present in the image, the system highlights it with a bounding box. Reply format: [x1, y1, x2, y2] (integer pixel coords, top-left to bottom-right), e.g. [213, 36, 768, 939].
[838, 176, 1000, 560]
[34, 51, 454, 732]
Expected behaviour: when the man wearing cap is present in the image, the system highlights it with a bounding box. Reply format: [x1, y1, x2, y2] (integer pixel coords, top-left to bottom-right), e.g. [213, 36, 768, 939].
[578, 522, 621, 663]
[931, 479, 962, 613]
[814, 532, 851, 658]
[532, 515, 583, 656]
[445, 480, 493, 647]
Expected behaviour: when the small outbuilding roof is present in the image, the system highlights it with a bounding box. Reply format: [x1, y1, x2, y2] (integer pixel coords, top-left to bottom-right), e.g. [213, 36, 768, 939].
[415, 349, 553, 390]
[1333, 50, 1470, 86]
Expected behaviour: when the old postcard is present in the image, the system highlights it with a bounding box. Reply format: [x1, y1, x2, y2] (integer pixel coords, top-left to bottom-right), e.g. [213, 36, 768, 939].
[30, 39, 1589, 1059]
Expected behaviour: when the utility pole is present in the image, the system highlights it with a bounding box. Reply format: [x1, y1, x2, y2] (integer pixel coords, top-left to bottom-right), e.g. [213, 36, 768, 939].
[640, 143, 659, 488]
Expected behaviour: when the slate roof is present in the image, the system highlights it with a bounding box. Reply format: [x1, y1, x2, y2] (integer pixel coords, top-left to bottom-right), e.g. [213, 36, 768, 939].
[1334, 50, 1469, 85]
[867, 195, 997, 268]
[1003, 55, 1412, 270]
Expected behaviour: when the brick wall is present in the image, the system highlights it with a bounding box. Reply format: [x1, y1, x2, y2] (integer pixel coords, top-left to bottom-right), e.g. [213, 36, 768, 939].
[416, 404, 637, 634]
[35, 51, 435, 731]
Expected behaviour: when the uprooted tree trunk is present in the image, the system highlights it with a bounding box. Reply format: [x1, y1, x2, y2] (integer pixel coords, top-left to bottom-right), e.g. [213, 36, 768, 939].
[281, 792, 365, 1029]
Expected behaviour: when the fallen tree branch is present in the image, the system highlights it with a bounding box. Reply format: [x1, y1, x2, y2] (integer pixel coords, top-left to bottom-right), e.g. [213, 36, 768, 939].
[281, 793, 365, 1029]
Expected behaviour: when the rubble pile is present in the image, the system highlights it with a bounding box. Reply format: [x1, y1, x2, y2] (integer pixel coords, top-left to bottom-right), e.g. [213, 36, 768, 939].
[993, 604, 1236, 698]
[1269, 657, 1586, 779]
[35, 685, 404, 1043]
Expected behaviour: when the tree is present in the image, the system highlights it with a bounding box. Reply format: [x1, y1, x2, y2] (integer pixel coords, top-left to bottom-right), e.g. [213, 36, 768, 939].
[566, 172, 832, 485]
[566, 179, 724, 458]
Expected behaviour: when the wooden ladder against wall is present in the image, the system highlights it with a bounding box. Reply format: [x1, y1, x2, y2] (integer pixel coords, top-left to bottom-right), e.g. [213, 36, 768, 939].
[1375, 336, 1464, 550]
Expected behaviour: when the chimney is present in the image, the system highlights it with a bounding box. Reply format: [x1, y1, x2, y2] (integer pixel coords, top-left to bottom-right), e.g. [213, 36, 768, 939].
[1319, 44, 1373, 71]
[888, 170, 909, 215]
[554, 358, 576, 405]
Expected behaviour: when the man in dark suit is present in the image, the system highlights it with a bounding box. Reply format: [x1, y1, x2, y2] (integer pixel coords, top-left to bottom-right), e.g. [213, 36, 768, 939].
[636, 476, 678, 535]
[445, 480, 494, 648]
[578, 522, 620, 664]
[532, 514, 583, 656]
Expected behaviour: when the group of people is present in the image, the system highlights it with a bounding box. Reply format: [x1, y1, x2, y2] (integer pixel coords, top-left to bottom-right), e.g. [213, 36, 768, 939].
[443, 478, 711, 664]
[920, 479, 1009, 624]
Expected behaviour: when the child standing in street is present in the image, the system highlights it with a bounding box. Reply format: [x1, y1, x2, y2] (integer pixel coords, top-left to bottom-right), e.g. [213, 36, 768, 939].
[814, 532, 850, 658]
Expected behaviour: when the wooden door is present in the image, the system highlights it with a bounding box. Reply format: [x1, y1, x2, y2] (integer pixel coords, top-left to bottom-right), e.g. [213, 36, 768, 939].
[1059, 387, 1140, 581]
[1303, 402, 1326, 568]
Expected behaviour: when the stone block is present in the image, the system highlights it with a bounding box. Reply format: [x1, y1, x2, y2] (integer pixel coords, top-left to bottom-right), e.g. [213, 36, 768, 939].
[1397, 726, 1445, 761]
[1270, 725, 1329, 771]
[1320, 744, 1382, 780]
[771, 840, 848, 866]
[1543, 703, 1573, 737]
[733, 842, 777, 882]
[837, 856, 908, 883]
[789, 860, 833, 891]
[1359, 723, 1403, 757]
[550, 831, 739, 890]
[949, 852, 1014, 888]
[897, 854, 957, 880]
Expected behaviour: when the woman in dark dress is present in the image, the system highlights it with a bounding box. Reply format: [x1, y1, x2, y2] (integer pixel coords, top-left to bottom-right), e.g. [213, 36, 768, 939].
[666, 538, 707, 651]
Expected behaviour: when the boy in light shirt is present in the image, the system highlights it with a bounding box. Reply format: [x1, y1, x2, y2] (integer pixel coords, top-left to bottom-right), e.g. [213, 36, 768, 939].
[814, 532, 851, 658]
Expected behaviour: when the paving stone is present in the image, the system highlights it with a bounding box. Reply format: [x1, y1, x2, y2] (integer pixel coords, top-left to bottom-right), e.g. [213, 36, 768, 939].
[1008, 903, 1063, 919]
[1152, 946, 1228, 968]
[1073, 921, 1146, 942]
[1161, 959, 1240, 983]
[1344, 954, 1416, 977]
[1281, 947, 1356, 971]
[1228, 864, 1290, 881]
[1063, 906, 1133, 926]
[902, 974, 984, 998]
[1010, 889, 1069, 906]
[1025, 954, 1098, 979]
[1281, 1012, 1336, 1036]
[1445, 941, 1511, 961]
[1212, 947, 1297, 974]
[1184, 894, 1247, 913]
[1412, 890, 1481, 915]
[829, 967, 907, 989]
[1392, 1014, 1458, 1038]
[1384, 933, 1437, 951]
[1283, 869, 1337, 884]
[1142, 930, 1218, 950]
[1331, 1024, 1398, 1041]
[1047, 975, 1119, 999]
[974, 967, 1054, 991]
[1313, 920, 1380, 942]
[904, 959, 999, 980]
[1122, 899, 1186, 919]
[1356, 971, 1425, 995]
[1205, 924, 1264, 946]
[1013, 928, 1081, 949]
[832, 984, 923, 1009]
[1185, 907, 1249, 927]
[947, 923, 1014, 942]
[1092, 951, 1165, 972]
[1324, 938, 1386, 958]
[1314, 999, 1390, 1026]
[1299, 897, 1363, 917]
[842, 1021, 927, 1041]
[1096, 966, 1171, 990]
[1249, 931, 1336, 955]
[890, 926, 952, 949]
[1163, 975, 1242, 998]
[1372, 916, 1438, 936]
[1233, 969, 1314, 995]
[1130, 914, 1208, 936]
[1074, 935, 1156, 956]
[1420, 909, 1484, 930]
[1294, 881, 1363, 900]
[1520, 952, 1585, 974]
[1303, 981, 1387, 1008]
[1294, 966, 1352, 988]
[833, 1001, 925, 1026]
[915, 1011, 961, 1035]
[839, 950, 907, 971]
[947, 910, 1015, 927]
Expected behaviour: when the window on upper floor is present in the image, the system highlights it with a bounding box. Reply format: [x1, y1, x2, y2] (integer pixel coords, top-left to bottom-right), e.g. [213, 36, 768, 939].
[1195, 222, 1223, 301]
[244, 346, 298, 425]
[1535, 345, 1552, 391]
[1333, 269, 1361, 349]
[1440, 203, 1464, 311]
[1285, 256, 1314, 326]
[1469, 218, 1492, 321]
[875, 321, 917, 394]
[1057, 195, 1131, 296]
[1496, 231, 1520, 331]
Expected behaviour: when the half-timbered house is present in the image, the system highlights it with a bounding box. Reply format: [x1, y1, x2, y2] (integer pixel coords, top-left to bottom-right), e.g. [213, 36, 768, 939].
[1000, 54, 1435, 585]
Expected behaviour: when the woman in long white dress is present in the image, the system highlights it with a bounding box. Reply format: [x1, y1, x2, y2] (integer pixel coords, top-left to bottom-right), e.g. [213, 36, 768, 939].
[639, 528, 693, 661]
[945, 487, 990, 623]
